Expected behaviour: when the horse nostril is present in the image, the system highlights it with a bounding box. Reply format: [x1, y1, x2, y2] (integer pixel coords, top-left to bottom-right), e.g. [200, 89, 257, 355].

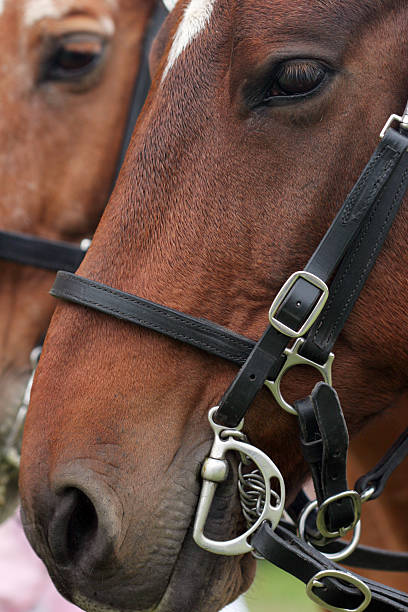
[48, 488, 98, 567]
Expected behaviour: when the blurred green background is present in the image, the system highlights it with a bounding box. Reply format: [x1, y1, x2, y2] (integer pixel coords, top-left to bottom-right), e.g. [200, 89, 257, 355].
[244, 561, 319, 612]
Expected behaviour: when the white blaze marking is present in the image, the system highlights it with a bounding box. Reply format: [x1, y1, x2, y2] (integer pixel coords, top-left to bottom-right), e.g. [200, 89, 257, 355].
[24, 0, 63, 26]
[162, 0, 217, 81]
[0, 0, 5, 16]
[162, 0, 177, 11]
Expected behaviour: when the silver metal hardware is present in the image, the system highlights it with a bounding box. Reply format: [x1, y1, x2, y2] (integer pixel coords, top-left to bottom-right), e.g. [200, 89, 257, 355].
[360, 486, 375, 503]
[237, 462, 282, 561]
[237, 462, 281, 528]
[264, 338, 334, 416]
[0, 346, 42, 512]
[298, 500, 361, 562]
[306, 569, 372, 612]
[269, 271, 329, 338]
[380, 112, 408, 138]
[316, 491, 361, 539]
[2, 346, 42, 469]
[80, 238, 92, 252]
[202, 457, 229, 483]
[193, 407, 285, 556]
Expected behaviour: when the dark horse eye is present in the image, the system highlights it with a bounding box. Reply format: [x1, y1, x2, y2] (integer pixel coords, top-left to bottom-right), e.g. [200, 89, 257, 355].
[266, 60, 327, 100]
[42, 34, 106, 82]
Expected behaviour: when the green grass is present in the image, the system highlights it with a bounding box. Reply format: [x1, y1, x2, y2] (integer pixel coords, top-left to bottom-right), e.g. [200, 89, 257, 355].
[244, 561, 319, 612]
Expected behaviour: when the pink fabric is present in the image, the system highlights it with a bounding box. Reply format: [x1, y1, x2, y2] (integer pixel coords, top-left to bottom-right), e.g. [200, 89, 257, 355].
[0, 512, 80, 612]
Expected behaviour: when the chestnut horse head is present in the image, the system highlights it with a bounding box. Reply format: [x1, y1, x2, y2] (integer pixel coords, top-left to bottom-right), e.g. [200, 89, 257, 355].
[20, 1, 408, 611]
[0, 0, 164, 521]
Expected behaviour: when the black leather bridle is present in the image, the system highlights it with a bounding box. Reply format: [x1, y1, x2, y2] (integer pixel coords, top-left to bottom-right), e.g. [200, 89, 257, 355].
[51, 96, 408, 610]
[0, 2, 168, 509]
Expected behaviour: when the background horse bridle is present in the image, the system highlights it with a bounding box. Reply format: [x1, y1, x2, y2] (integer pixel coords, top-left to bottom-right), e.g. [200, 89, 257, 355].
[51, 89, 408, 611]
[0, 2, 168, 512]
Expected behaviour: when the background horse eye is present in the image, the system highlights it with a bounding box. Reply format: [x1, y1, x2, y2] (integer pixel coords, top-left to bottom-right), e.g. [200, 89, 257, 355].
[41, 34, 106, 83]
[267, 60, 327, 99]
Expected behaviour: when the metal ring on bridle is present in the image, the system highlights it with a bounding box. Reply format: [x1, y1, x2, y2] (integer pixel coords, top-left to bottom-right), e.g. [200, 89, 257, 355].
[298, 499, 362, 563]
[316, 491, 361, 539]
[264, 338, 334, 416]
[306, 569, 372, 612]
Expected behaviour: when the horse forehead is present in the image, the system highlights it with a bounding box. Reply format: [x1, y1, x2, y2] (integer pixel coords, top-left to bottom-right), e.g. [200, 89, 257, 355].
[162, 0, 217, 80]
[22, 0, 117, 26]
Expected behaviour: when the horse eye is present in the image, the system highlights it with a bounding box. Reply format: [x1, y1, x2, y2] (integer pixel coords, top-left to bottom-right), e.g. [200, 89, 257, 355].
[41, 34, 106, 82]
[266, 60, 327, 100]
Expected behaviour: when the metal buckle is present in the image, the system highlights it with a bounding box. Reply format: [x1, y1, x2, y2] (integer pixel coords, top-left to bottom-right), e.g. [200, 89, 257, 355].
[360, 486, 375, 503]
[380, 113, 406, 138]
[316, 491, 361, 539]
[193, 407, 285, 556]
[264, 338, 334, 416]
[298, 499, 361, 563]
[306, 569, 372, 612]
[269, 271, 329, 338]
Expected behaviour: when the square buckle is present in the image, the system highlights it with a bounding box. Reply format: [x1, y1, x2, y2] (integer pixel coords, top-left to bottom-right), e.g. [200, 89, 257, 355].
[268, 271, 329, 338]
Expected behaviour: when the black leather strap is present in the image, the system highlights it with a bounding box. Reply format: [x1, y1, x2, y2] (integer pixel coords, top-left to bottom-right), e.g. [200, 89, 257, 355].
[253, 522, 408, 611]
[48, 114, 408, 607]
[355, 427, 408, 500]
[279, 519, 408, 572]
[50, 129, 408, 427]
[302, 144, 408, 365]
[296, 383, 354, 535]
[0, 230, 87, 272]
[216, 128, 408, 427]
[51, 272, 255, 364]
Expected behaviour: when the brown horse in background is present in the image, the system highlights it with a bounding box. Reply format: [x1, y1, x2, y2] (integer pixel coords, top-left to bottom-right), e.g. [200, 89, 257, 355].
[20, 1, 408, 610]
[0, 0, 161, 522]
